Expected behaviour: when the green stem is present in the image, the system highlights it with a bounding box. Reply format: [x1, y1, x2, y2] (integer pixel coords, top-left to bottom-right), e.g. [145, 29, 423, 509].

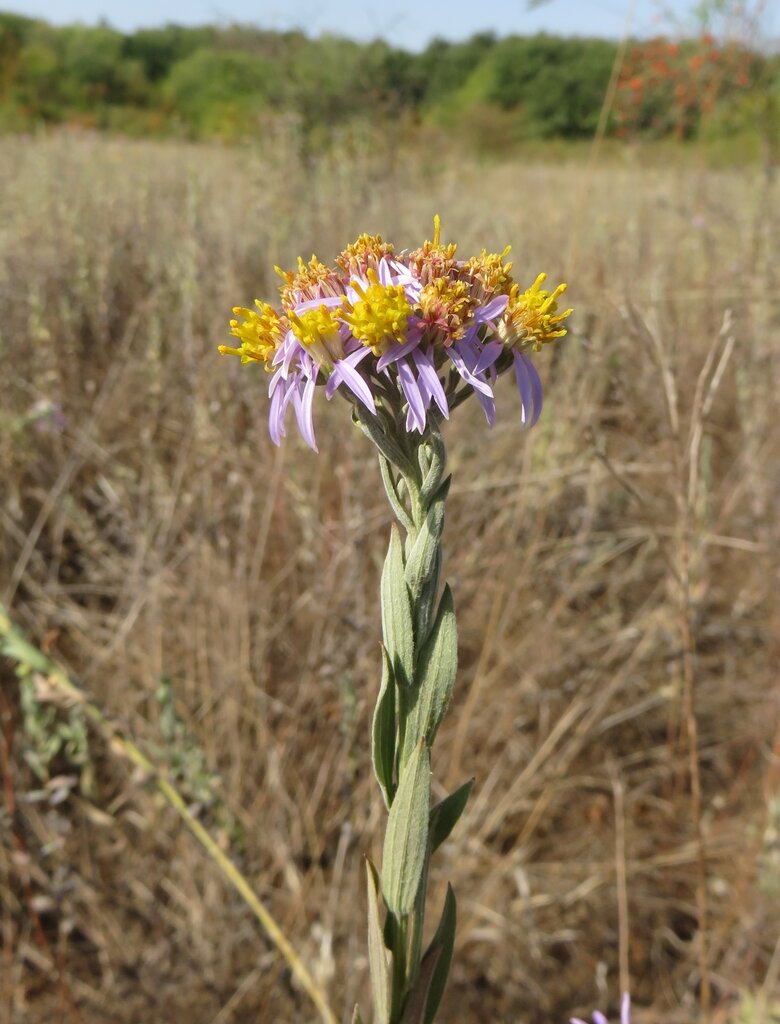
[367, 409, 459, 1024]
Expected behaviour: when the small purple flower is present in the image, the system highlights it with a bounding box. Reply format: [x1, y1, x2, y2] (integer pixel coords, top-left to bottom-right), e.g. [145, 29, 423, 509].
[27, 398, 66, 435]
[571, 993, 632, 1024]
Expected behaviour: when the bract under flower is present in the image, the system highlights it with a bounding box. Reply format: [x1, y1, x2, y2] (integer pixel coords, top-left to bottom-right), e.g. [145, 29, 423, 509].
[219, 218, 571, 450]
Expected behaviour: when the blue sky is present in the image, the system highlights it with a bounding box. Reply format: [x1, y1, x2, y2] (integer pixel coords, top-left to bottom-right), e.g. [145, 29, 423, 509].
[3, 0, 778, 47]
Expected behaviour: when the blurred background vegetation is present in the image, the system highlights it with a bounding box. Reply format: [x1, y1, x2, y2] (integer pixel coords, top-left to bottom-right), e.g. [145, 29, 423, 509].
[0, 11, 778, 152]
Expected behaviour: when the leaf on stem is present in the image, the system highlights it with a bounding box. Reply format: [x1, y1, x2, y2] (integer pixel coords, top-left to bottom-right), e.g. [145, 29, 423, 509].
[372, 648, 397, 808]
[429, 778, 474, 854]
[422, 885, 457, 1024]
[399, 944, 442, 1024]
[381, 525, 415, 688]
[382, 739, 431, 917]
[404, 477, 450, 602]
[401, 587, 457, 768]
[366, 859, 391, 1024]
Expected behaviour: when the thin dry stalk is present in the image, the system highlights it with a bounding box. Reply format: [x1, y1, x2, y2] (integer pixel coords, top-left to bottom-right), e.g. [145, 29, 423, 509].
[0, 605, 337, 1024]
[611, 766, 631, 1001]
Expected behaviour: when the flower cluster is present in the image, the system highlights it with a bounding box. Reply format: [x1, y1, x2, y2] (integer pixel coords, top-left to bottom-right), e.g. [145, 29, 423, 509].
[219, 218, 571, 451]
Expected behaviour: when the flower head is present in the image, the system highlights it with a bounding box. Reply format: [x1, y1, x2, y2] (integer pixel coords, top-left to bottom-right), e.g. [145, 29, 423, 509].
[416, 278, 475, 347]
[463, 246, 514, 303]
[340, 268, 413, 356]
[407, 215, 459, 285]
[220, 219, 571, 450]
[289, 305, 345, 368]
[277, 255, 344, 307]
[219, 301, 285, 369]
[336, 233, 395, 277]
[500, 272, 573, 352]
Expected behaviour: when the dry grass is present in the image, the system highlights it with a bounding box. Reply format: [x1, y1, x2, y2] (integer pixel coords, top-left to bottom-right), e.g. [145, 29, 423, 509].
[0, 129, 778, 1024]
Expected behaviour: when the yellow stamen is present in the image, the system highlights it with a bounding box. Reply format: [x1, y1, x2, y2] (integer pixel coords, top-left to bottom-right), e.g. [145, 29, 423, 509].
[500, 274, 572, 351]
[339, 272, 412, 355]
[289, 305, 344, 366]
[219, 300, 284, 369]
[417, 277, 475, 346]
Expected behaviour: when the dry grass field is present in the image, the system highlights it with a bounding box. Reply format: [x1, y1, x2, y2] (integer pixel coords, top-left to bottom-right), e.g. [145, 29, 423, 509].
[0, 129, 778, 1023]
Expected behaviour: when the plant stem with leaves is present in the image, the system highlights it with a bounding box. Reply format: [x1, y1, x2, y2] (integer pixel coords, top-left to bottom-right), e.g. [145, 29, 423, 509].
[355, 406, 472, 1024]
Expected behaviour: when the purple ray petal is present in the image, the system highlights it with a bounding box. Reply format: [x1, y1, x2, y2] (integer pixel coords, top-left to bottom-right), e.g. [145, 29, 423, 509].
[405, 404, 421, 432]
[268, 382, 286, 445]
[326, 358, 376, 412]
[397, 358, 426, 432]
[475, 388, 496, 427]
[281, 330, 300, 375]
[447, 342, 493, 397]
[300, 350, 317, 379]
[474, 294, 509, 322]
[412, 346, 449, 419]
[516, 352, 544, 425]
[345, 345, 373, 367]
[377, 336, 420, 371]
[268, 364, 285, 397]
[620, 994, 631, 1024]
[293, 294, 344, 313]
[473, 339, 505, 375]
[414, 362, 433, 412]
[593, 1013, 609, 1024]
[513, 351, 533, 427]
[324, 346, 368, 396]
[377, 257, 393, 286]
[527, 355, 544, 425]
[293, 375, 318, 451]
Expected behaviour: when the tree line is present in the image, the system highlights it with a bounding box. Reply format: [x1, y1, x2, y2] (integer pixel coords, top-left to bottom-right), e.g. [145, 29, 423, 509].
[0, 12, 776, 146]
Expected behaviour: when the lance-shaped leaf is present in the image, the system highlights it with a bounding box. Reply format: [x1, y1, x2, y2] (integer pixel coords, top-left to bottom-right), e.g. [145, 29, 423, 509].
[381, 525, 415, 687]
[422, 885, 457, 1024]
[404, 477, 450, 602]
[366, 859, 391, 1024]
[429, 778, 474, 854]
[372, 648, 396, 807]
[414, 548, 442, 648]
[401, 587, 457, 768]
[382, 740, 431, 917]
[399, 944, 442, 1024]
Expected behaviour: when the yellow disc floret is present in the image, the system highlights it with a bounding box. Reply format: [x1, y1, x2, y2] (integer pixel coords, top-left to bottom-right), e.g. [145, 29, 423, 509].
[336, 233, 395, 276]
[408, 214, 459, 285]
[339, 269, 412, 355]
[417, 278, 476, 347]
[499, 273, 573, 351]
[219, 300, 285, 369]
[463, 246, 514, 301]
[289, 305, 344, 367]
[276, 255, 344, 307]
